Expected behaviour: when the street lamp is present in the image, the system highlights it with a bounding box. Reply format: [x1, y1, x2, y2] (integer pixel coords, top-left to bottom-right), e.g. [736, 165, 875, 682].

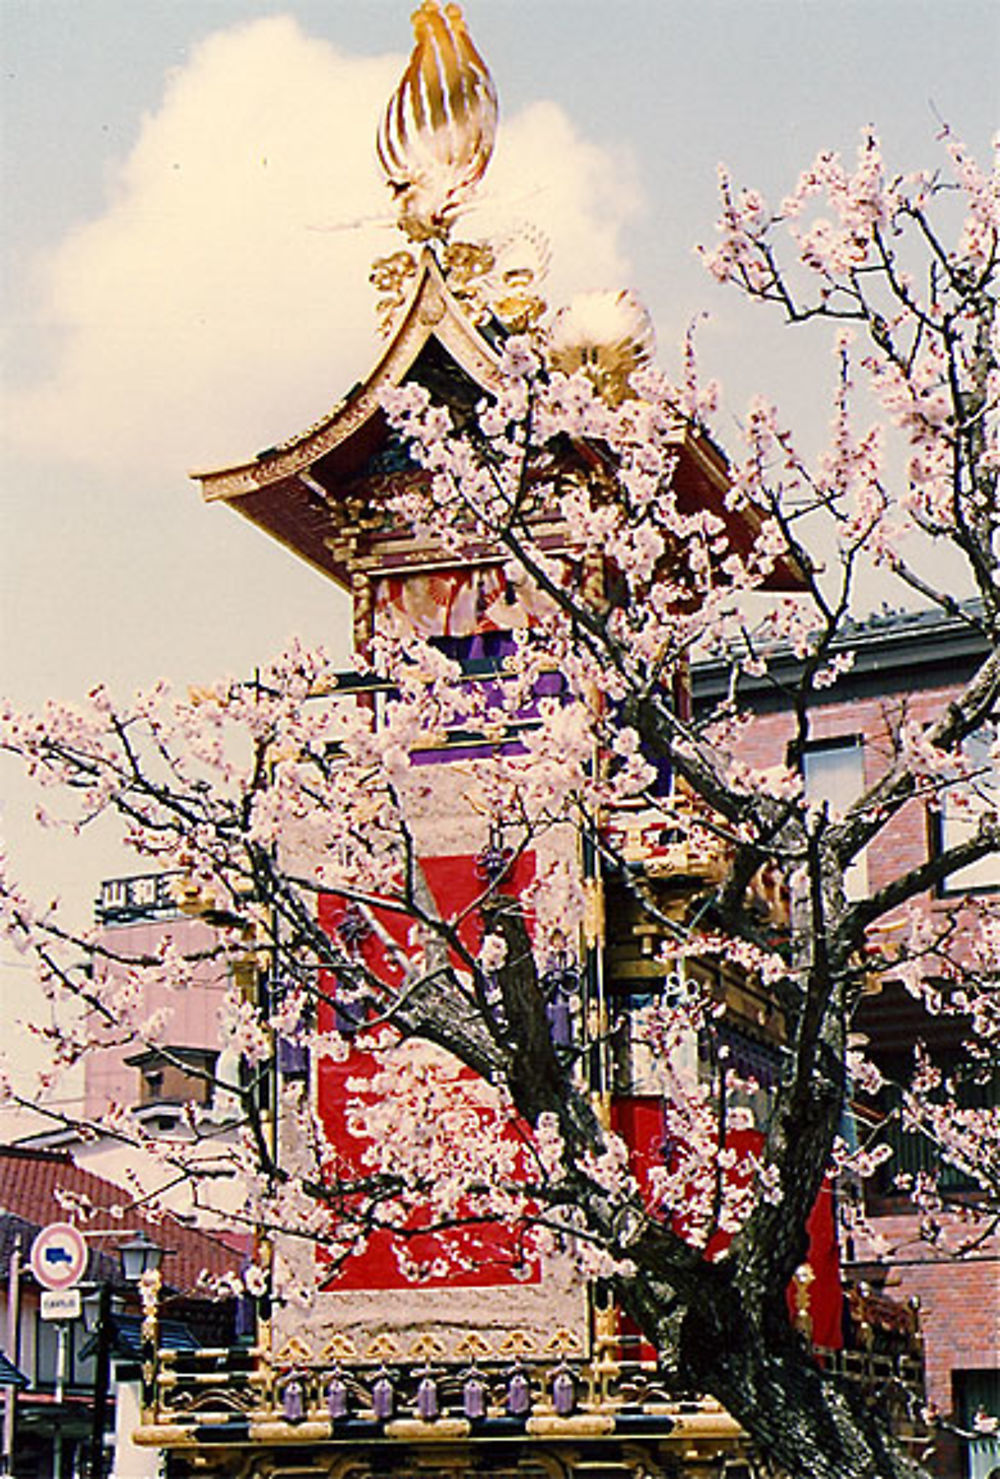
[85, 1235, 164, 1479]
[117, 1234, 163, 1285]
[80, 1289, 124, 1338]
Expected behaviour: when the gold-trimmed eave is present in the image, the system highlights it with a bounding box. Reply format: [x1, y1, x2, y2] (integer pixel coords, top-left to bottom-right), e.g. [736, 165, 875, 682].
[633, 428, 805, 594]
[568, 412, 805, 595]
[192, 247, 504, 590]
[191, 244, 804, 595]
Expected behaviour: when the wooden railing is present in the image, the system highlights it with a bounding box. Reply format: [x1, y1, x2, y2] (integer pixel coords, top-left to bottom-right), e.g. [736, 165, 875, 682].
[133, 1301, 923, 1455]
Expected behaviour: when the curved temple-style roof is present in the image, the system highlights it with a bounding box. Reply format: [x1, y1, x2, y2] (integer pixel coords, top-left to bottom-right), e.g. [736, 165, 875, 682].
[194, 249, 502, 588]
[194, 246, 803, 594]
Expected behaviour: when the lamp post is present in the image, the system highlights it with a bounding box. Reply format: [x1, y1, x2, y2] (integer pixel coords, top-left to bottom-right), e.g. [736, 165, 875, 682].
[84, 1234, 163, 1479]
[116, 1234, 163, 1286]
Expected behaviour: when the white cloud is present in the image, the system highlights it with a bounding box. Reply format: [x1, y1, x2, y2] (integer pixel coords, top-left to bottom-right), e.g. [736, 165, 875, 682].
[6, 15, 642, 480]
[469, 100, 641, 307]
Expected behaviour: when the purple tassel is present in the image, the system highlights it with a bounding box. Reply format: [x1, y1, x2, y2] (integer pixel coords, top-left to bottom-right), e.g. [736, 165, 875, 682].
[372, 1374, 394, 1420]
[277, 1036, 309, 1077]
[547, 994, 572, 1046]
[281, 1377, 304, 1422]
[463, 1375, 487, 1419]
[326, 1374, 348, 1419]
[507, 1368, 530, 1415]
[416, 1374, 439, 1420]
[552, 1369, 574, 1416]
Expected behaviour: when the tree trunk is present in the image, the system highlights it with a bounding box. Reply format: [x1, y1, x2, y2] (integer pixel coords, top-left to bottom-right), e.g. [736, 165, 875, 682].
[678, 1270, 928, 1479]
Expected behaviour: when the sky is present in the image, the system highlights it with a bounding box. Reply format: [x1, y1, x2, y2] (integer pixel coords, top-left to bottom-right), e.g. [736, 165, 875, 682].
[1, 0, 997, 1124]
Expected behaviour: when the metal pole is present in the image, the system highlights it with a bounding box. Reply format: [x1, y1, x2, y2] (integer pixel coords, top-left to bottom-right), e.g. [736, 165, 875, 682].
[88, 1285, 113, 1479]
[1, 1238, 21, 1473]
[53, 1321, 69, 1479]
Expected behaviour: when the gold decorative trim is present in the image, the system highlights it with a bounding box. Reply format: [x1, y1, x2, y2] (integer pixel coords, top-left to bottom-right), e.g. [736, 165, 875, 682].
[365, 1333, 402, 1361]
[318, 1334, 357, 1362]
[132, 1425, 200, 1448]
[382, 1418, 472, 1440]
[525, 1414, 616, 1437]
[376, 2, 497, 244]
[195, 251, 500, 505]
[408, 1332, 448, 1361]
[250, 1421, 333, 1444]
[543, 1328, 583, 1356]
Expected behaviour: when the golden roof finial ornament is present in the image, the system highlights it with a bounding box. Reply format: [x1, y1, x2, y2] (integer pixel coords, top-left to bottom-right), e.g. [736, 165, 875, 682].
[548, 290, 656, 405]
[377, 1, 498, 243]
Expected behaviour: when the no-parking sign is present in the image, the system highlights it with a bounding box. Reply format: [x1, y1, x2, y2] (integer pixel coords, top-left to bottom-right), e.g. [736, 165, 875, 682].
[29, 1222, 88, 1291]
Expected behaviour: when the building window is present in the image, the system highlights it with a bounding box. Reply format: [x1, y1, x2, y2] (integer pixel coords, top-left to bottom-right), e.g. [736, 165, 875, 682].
[866, 1052, 998, 1201]
[802, 738, 868, 900]
[936, 724, 1000, 895]
[954, 1368, 1000, 1479]
[127, 1047, 218, 1107]
[34, 1313, 94, 1391]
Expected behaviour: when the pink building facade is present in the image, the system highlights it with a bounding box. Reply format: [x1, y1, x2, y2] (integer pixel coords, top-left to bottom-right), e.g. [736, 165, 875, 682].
[83, 873, 230, 1127]
[694, 606, 1000, 1478]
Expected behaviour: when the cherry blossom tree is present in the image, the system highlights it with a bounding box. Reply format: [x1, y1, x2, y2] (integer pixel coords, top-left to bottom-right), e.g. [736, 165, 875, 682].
[2, 129, 997, 1479]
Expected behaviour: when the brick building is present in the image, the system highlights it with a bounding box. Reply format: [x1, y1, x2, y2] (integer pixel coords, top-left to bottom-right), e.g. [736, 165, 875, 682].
[694, 605, 1000, 1479]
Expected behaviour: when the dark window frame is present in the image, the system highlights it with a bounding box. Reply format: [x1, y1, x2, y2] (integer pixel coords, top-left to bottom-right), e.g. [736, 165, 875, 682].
[931, 721, 1000, 898]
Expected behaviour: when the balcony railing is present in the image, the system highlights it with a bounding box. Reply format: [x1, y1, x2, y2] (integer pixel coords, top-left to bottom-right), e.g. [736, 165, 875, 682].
[132, 1296, 924, 1461]
[134, 1338, 750, 1458]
